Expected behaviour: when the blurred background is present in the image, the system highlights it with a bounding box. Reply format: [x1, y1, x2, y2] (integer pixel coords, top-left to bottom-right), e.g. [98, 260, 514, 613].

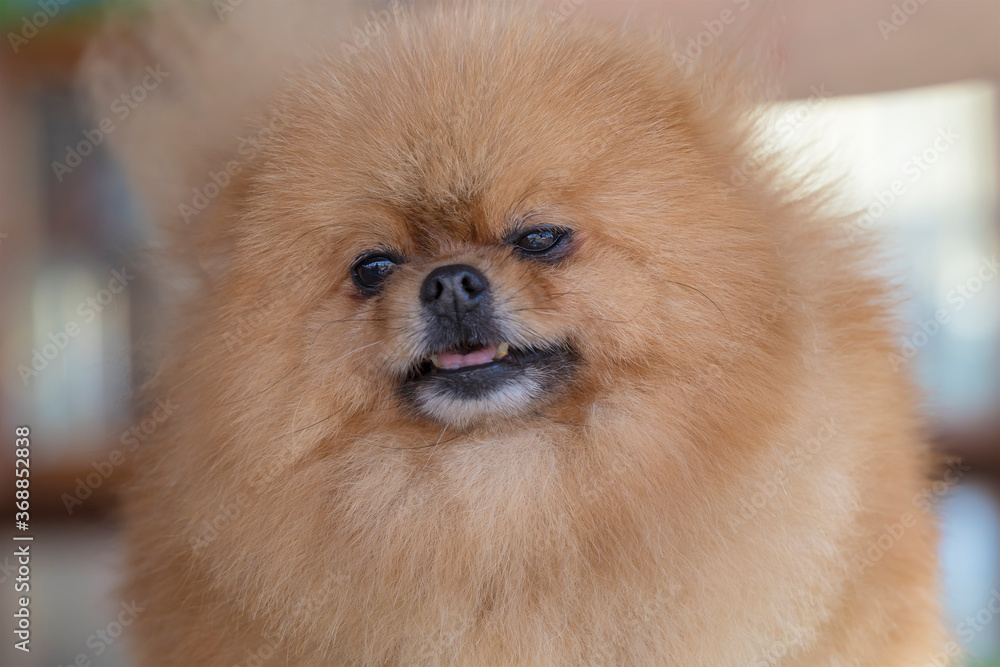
[0, 0, 998, 665]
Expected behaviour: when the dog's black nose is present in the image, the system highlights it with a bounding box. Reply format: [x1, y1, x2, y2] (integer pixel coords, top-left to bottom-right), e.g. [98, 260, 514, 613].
[420, 264, 489, 318]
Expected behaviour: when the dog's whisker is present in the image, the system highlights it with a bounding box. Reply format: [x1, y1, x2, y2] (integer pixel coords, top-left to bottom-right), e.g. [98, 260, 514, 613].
[659, 279, 734, 338]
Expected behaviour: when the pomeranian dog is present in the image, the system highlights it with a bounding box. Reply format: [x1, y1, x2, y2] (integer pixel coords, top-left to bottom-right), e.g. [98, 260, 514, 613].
[84, 1, 948, 664]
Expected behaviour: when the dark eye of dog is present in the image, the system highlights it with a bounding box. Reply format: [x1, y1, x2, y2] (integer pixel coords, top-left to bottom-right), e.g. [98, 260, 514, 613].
[352, 254, 399, 292]
[512, 227, 568, 255]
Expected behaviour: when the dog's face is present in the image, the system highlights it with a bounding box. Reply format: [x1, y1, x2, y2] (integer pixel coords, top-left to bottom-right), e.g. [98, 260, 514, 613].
[217, 25, 781, 435]
[353, 218, 581, 426]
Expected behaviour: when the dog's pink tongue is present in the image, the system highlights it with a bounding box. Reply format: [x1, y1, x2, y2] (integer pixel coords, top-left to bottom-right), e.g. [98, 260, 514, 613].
[437, 344, 497, 370]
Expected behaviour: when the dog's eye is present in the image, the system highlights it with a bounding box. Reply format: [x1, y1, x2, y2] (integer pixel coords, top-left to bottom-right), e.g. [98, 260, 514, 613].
[512, 227, 568, 254]
[352, 254, 399, 292]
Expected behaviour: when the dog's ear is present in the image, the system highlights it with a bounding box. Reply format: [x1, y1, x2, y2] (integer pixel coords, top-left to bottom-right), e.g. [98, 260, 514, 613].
[77, 0, 362, 285]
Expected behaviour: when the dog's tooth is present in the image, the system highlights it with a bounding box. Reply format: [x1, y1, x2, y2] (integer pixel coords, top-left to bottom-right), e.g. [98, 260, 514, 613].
[495, 342, 509, 359]
[431, 355, 444, 368]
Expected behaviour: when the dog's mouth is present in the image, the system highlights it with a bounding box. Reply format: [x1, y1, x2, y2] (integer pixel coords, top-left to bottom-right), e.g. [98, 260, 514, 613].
[427, 342, 510, 373]
[411, 341, 564, 380]
[401, 340, 576, 423]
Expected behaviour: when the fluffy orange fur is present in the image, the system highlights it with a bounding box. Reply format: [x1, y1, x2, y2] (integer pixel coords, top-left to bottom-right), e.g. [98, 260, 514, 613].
[85, 2, 947, 664]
